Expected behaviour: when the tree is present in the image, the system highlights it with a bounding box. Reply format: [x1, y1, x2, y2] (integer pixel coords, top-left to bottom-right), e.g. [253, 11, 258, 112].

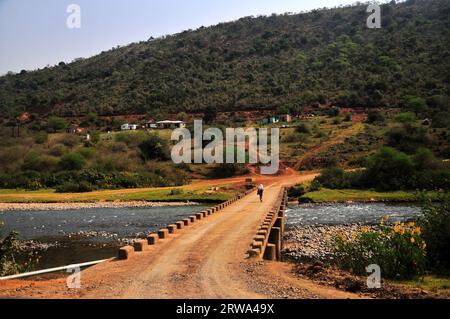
[47, 116, 67, 132]
[204, 106, 217, 124]
[59, 153, 86, 170]
[138, 134, 170, 161]
[404, 96, 427, 114]
[364, 147, 414, 191]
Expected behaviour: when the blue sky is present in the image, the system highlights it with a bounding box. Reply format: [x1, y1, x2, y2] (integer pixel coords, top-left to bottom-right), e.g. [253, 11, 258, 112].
[0, 0, 360, 75]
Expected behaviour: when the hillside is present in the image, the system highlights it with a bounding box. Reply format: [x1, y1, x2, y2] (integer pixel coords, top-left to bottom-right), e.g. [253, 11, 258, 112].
[0, 0, 449, 118]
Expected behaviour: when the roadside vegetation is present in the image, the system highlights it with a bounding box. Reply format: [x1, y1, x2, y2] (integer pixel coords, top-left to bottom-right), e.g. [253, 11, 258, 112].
[330, 194, 449, 280]
[0, 221, 39, 276]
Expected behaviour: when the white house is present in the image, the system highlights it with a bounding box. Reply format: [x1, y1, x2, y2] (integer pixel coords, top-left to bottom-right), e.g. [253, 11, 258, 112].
[156, 120, 186, 129]
[121, 124, 138, 131]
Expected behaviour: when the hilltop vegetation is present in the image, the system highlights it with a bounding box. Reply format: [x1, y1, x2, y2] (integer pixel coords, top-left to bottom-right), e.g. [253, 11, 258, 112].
[0, 0, 449, 119]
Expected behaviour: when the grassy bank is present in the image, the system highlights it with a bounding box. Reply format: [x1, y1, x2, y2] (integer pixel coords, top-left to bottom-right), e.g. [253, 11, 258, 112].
[402, 276, 450, 297]
[0, 186, 238, 204]
[300, 188, 440, 203]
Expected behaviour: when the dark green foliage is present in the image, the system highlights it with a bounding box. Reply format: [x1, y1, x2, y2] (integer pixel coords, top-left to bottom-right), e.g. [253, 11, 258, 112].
[0, 168, 190, 191]
[315, 147, 450, 191]
[58, 153, 86, 170]
[204, 105, 218, 124]
[367, 110, 385, 124]
[419, 194, 450, 274]
[386, 123, 429, 154]
[138, 134, 170, 161]
[296, 123, 311, 134]
[47, 116, 67, 132]
[364, 147, 415, 191]
[0, 0, 449, 116]
[209, 163, 249, 179]
[288, 184, 306, 198]
[55, 181, 95, 193]
[0, 229, 39, 276]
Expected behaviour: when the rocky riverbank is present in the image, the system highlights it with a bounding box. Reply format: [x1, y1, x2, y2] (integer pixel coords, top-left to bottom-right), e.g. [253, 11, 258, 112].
[0, 201, 199, 212]
[282, 224, 377, 261]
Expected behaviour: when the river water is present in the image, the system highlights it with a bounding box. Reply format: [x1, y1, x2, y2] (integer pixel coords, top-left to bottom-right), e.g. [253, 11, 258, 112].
[0, 205, 208, 270]
[0, 203, 422, 271]
[285, 203, 422, 226]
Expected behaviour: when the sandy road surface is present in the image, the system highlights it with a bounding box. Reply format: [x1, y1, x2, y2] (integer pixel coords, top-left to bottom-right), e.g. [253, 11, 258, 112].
[0, 173, 359, 299]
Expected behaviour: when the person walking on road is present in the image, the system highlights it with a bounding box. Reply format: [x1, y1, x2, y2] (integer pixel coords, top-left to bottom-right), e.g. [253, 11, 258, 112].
[257, 184, 264, 202]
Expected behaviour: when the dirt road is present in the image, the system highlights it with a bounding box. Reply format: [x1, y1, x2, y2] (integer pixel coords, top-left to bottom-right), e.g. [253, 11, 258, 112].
[0, 172, 360, 299]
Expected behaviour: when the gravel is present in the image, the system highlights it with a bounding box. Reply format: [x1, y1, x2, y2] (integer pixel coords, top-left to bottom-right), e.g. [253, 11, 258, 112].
[0, 201, 199, 212]
[282, 224, 377, 261]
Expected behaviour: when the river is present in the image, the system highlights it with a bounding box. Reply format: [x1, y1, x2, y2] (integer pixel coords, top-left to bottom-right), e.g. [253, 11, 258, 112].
[0, 205, 209, 270]
[285, 203, 422, 226]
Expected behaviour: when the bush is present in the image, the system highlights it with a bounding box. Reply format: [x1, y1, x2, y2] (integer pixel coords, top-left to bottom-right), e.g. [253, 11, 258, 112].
[209, 163, 249, 179]
[309, 180, 322, 192]
[0, 229, 39, 276]
[296, 123, 311, 134]
[138, 134, 170, 161]
[367, 110, 385, 124]
[364, 147, 415, 191]
[59, 153, 86, 170]
[419, 194, 450, 274]
[332, 219, 427, 280]
[169, 188, 184, 196]
[55, 181, 95, 193]
[288, 184, 306, 198]
[343, 113, 352, 122]
[315, 167, 347, 189]
[47, 116, 67, 132]
[394, 112, 417, 123]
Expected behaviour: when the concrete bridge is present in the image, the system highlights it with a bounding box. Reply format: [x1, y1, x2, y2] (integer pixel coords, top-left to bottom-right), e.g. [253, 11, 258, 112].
[0, 173, 361, 299]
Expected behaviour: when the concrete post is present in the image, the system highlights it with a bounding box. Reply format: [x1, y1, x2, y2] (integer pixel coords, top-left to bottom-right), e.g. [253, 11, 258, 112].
[269, 227, 281, 261]
[264, 243, 276, 261]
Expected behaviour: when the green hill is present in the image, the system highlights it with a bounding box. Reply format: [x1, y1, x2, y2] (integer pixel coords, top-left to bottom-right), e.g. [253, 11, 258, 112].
[0, 0, 449, 118]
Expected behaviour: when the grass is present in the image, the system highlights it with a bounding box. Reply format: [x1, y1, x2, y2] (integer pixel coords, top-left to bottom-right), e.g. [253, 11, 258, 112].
[301, 188, 440, 203]
[403, 275, 450, 297]
[0, 186, 238, 204]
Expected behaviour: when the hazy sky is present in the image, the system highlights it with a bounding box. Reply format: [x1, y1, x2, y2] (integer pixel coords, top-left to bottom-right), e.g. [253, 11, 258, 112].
[0, 0, 361, 75]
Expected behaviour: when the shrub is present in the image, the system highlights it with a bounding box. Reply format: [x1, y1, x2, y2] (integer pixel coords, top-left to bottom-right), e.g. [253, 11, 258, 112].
[169, 188, 184, 196]
[47, 116, 67, 132]
[315, 167, 347, 189]
[367, 110, 385, 124]
[59, 153, 86, 170]
[296, 123, 311, 134]
[394, 112, 417, 123]
[209, 163, 249, 179]
[419, 194, 450, 274]
[55, 181, 95, 193]
[288, 184, 306, 198]
[343, 113, 352, 122]
[138, 134, 170, 161]
[115, 131, 148, 147]
[0, 229, 39, 276]
[364, 147, 414, 191]
[404, 96, 427, 114]
[332, 218, 427, 280]
[309, 180, 322, 192]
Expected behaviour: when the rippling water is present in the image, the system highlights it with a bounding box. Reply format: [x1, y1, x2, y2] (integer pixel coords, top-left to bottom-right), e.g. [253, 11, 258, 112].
[0, 205, 208, 270]
[286, 203, 422, 226]
[0, 205, 209, 241]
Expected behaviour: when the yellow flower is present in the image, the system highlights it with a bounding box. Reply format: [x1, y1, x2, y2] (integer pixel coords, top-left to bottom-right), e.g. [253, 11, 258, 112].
[410, 237, 415, 243]
[415, 227, 422, 235]
[408, 222, 415, 227]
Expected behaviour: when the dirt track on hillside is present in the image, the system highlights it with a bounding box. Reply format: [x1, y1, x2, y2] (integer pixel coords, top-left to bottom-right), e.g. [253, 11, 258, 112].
[0, 172, 360, 299]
